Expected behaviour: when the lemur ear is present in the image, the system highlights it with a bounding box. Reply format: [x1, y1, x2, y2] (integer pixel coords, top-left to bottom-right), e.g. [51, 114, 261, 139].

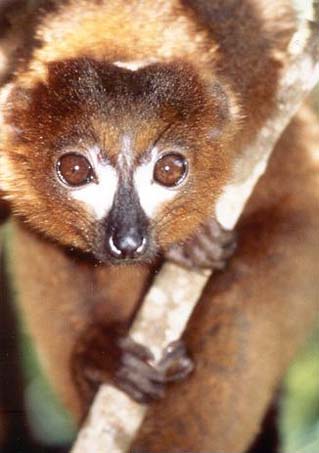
[211, 81, 230, 118]
[0, 82, 36, 150]
[0, 0, 31, 84]
[0, 83, 13, 123]
[206, 78, 242, 141]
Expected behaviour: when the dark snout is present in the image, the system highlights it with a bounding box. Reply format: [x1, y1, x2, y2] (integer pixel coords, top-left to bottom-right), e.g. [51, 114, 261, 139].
[105, 186, 149, 261]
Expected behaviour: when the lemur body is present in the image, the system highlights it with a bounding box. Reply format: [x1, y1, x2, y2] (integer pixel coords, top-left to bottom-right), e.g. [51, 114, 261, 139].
[0, 1, 318, 451]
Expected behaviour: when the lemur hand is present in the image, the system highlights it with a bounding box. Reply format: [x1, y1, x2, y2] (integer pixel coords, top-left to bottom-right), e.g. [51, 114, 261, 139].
[166, 218, 236, 270]
[72, 323, 194, 406]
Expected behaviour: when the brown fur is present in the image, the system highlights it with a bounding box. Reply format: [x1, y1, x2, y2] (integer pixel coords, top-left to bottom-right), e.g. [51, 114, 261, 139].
[0, 1, 318, 451]
[7, 105, 319, 451]
[131, 107, 319, 451]
[0, 0, 295, 251]
[1, 56, 239, 253]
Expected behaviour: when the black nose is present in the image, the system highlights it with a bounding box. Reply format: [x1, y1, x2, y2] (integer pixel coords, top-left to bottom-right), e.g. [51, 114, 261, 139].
[109, 227, 147, 259]
[105, 185, 149, 260]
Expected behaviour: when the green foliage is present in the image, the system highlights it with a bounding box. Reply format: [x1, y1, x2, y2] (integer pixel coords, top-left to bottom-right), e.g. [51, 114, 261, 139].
[281, 328, 319, 453]
[20, 329, 76, 446]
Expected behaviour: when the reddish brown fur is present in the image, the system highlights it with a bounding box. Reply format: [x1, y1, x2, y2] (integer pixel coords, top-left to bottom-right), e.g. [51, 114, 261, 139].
[7, 105, 319, 451]
[131, 107, 319, 451]
[0, 0, 317, 451]
[0, 0, 295, 252]
[1, 57, 238, 253]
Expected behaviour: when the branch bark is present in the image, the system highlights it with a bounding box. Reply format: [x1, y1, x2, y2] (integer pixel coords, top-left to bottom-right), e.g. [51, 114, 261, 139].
[71, 11, 319, 453]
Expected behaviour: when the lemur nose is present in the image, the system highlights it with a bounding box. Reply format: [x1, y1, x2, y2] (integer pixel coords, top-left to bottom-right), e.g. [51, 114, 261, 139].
[109, 228, 147, 259]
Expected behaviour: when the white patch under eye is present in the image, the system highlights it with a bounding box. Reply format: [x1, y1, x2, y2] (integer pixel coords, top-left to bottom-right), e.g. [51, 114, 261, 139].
[70, 148, 118, 220]
[134, 154, 179, 218]
[71, 164, 118, 220]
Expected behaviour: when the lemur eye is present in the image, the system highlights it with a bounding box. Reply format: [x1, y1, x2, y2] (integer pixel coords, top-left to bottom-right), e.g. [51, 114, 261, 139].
[57, 153, 96, 187]
[153, 153, 188, 187]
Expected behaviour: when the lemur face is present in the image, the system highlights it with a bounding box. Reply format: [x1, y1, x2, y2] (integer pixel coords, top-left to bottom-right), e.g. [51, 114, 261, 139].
[0, 58, 239, 263]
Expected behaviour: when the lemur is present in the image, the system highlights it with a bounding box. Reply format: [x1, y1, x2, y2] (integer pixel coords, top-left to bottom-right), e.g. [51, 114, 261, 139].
[0, 1, 318, 452]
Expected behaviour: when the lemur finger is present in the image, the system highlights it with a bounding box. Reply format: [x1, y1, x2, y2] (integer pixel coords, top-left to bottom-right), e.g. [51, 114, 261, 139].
[118, 336, 155, 362]
[195, 233, 225, 260]
[158, 340, 194, 381]
[116, 366, 165, 401]
[165, 245, 196, 268]
[121, 352, 166, 383]
[116, 377, 164, 403]
[184, 243, 215, 268]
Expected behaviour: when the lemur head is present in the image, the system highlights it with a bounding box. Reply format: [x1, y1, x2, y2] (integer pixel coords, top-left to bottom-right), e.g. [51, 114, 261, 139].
[0, 57, 240, 264]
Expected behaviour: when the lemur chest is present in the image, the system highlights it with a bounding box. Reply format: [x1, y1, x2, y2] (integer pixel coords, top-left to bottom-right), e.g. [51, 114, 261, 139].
[91, 264, 157, 324]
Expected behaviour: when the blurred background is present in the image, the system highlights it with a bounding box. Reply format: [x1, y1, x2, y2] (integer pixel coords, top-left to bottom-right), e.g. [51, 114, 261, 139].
[0, 0, 318, 452]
